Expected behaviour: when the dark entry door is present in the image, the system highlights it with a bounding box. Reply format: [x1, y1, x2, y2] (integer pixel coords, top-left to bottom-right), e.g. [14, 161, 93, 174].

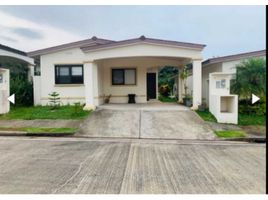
[147, 73, 156, 100]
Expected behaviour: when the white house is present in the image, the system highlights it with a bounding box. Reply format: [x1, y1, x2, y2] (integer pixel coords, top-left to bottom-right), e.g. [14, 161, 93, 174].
[0, 44, 35, 114]
[28, 36, 206, 110]
[186, 50, 266, 107]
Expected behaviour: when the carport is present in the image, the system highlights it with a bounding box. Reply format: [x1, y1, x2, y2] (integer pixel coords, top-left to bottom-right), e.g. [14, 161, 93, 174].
[80, 36, 205, 110]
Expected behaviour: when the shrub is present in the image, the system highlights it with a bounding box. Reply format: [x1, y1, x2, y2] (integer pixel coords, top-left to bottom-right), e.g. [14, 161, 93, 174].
[159, 84, 170, 97]
[10, 76, 33, 106]
[238, 99, 266, 115]
[48, 92, 61, 110]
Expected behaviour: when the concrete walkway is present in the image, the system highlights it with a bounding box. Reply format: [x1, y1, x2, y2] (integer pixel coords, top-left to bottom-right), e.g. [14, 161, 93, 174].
[0, 136, 265, 194]
[77, 103, 215, 140]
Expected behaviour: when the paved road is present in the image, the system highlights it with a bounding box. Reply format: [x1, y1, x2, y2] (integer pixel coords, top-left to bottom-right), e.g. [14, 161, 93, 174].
[78, 109, 214, 140]
[0, 137, 265, 194]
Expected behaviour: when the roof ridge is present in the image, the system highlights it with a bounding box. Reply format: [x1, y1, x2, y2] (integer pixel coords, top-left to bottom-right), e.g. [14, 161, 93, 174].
[27, 37, 115, 57]
[203, 49, 266, 65]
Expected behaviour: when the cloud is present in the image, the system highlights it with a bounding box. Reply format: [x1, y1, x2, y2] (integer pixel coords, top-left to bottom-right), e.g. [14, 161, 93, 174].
[11, 27, 43, 39]
[0, 35, 18, 42]
[0, 11, 82, 52]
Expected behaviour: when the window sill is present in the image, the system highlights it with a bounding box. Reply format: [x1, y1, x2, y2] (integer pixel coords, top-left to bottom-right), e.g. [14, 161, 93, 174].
[54, 84, 85, 87]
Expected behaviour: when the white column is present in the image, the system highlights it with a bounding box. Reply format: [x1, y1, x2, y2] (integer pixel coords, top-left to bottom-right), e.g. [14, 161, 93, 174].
[28, 64, 34, 82]
[178, 69, 183, 102]
[192, 59, 202, 109]
[83, 62, 96, 110]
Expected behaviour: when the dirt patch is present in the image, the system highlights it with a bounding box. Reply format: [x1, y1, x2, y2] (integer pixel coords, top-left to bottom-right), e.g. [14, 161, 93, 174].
[240, 125, 266, 136]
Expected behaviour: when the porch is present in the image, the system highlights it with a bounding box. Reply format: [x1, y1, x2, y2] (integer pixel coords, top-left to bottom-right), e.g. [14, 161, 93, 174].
[84, 56, 202, 110]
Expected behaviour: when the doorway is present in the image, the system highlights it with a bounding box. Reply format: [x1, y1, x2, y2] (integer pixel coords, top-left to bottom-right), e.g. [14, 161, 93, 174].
[147, 73, 156, 100]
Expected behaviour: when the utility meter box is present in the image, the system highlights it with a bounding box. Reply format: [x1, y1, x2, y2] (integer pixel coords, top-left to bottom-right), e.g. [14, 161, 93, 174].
[209, 72, 238, 124]
[0, 68, 10, 114]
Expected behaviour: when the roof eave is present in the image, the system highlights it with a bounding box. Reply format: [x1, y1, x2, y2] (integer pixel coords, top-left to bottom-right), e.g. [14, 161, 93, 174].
[81, 41, 206, 53]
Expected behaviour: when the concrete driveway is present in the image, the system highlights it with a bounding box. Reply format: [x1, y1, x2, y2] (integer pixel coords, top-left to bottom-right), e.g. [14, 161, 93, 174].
[0, 137, 265, 194]
[77, 103, 214, 140]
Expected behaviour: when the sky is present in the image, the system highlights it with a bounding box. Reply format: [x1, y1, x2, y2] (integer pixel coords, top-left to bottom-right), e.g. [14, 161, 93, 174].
[0, 6, 265, 59]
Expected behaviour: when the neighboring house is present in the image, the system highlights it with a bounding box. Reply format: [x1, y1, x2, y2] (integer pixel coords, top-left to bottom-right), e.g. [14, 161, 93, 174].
[28, 36, 205, 109]
[0, 44, 35, 81]
[0, 45, 34, 113]
[186, 50, 266, 107]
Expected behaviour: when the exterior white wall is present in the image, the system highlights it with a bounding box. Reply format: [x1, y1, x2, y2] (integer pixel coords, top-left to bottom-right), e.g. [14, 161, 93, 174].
[0, 68, 10, 114]
[192, 60, 202, 109]
[33, 76, 41, 105]
[35, 44, 203, 106]
[39, 48, 86, 105]
[185, 75, 193, 96]
[201, 63, 222, 106]
[100, 58, 151, 103]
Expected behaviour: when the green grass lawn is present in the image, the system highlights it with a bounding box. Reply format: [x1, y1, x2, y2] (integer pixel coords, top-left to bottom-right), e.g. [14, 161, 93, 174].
[158, 95, 178, 103]
[196, 109, 265, 126]
[214, 130, 246, 138]
[0, 106, 91, 120]
[195, 109, 217, 122]
[238, 113, 266, 126]
[0, 127, 76, 133]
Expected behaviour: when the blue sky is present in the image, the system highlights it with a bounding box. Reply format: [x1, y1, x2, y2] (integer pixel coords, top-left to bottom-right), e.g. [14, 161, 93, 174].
[0, 6, 265, 59]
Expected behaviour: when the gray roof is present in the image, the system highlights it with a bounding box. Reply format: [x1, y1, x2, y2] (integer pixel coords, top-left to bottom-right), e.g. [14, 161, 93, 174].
[27, 36, 206, 57]
[0, 44, 27, 56]
[27, 36, 115, 57]
[81, 36, 206, 52]
[203, 50, 266, 66]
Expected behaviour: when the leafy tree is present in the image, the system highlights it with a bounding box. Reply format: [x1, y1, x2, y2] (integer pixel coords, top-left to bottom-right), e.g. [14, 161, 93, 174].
[231, 58, 266, 115]
[158, 66, 178, 96]
[231, 58, 266, 101]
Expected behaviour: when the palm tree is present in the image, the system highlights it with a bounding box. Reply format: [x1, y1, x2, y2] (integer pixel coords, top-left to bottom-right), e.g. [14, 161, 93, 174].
[232, 58, 266, 102]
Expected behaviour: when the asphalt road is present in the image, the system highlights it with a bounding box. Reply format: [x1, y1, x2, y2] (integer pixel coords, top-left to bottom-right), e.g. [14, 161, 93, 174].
[0, 137, 265, 194]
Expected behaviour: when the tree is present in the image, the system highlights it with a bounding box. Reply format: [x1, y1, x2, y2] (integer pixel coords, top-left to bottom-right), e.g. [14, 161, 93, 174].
[180, 66, 189, 98]
[231, 58, 266, 102]
[48, 92, 61, 109]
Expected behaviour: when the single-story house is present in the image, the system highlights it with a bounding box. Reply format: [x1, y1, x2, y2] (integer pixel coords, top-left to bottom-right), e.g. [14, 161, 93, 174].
[0, 44, 34, 114]
[0, 44, 35, 81]
[186, 49, 266, 107]
[28, 36, 206, 110]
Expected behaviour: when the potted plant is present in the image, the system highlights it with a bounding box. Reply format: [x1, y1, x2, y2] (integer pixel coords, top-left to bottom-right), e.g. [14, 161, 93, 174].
[104, 94, 111, 104]
[184, 94, 192, 107]
[198, 101, 207, 111]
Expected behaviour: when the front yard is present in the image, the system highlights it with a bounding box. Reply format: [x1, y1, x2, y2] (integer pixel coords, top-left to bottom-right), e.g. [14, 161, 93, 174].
[0, 105, 91, 120]
[196, 109, 266, 138]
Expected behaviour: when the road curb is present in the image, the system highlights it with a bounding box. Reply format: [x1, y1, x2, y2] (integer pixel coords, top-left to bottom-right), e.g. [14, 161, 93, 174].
[221, 137, 266, 143]
[0, 131, 75, 137]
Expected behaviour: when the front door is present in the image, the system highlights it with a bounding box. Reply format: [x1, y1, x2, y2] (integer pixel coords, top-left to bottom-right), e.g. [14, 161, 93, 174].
[147, 73, 156, 100]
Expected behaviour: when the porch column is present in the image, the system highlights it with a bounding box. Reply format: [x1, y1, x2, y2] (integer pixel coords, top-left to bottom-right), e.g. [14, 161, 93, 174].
[28, 64, 34, 82]
[192, 59, 202, 109]
[178, 68, 183, 102]
[83, 61, 96, 110]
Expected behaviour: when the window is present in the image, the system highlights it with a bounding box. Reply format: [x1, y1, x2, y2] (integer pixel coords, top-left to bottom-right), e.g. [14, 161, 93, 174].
[55, 65, 83, 84]
[216, 79, 226, 89]
[112, 68, 136, 85]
